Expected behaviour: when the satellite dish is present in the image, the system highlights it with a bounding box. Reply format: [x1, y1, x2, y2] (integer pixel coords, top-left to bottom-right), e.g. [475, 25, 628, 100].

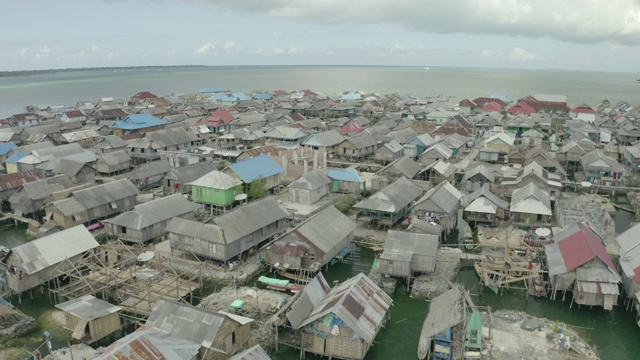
[580, 181, 592, 188]
[235, 193, 248, 201]
[137, 251, 155, 262]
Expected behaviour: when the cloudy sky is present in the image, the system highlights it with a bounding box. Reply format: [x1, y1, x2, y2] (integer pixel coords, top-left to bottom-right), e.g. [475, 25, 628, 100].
[2, 0, 640, 72]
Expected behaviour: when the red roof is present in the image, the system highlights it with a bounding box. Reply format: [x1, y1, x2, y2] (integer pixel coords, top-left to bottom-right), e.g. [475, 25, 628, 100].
[200, 108, 235, 127]
[473, 97, 507, 107]
[0, 170, 45, 191]
[432, 114, 476, 137]
[339, 122, 365, 135]
[273, 90, 287, 95]
[556, 223, 618, 274]
[64, 110, 85, 118]
[481, 101, 503, 112]
[458, 99, 477, 107]
[571, 105, 596, 114]
[131, 91, 157, 100]
[507, 101, 537, 114]
[302, 89, 316, 96]
[518, 96, 570, 112]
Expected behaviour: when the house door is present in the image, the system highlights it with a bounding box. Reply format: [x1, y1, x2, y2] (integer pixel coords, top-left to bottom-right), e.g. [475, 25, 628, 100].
[332, 180, 340, 192]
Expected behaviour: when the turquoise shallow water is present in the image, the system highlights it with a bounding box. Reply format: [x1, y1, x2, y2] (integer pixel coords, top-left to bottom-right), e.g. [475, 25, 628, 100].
[1, 65, 639, 117]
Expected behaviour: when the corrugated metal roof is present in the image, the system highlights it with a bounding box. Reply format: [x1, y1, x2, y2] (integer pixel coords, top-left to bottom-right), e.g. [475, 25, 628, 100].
[286, 273, 331, 328]
[0, 170, 45, 191]
[127, 159, 172, 180]
[509, 183, 552, 216]
[418, 286, 464, 339]
[55, 295, 121, 321]
[412, 180, 462, 214]
[380, 230, 438, 269]
[145, 127, 199, 148]
[165, 217, 225, 244]
[343, 134, 378, 150]
[10, 225, 99, 275]
[213, 197, 290, 243]
[165, 161, 217, 183]
[96, 326, 200, 360]
[73, 178, 140, 209]
[407, 218, 443, 235]
[288, 169, 331, 190]
[52, 158, 87, 177]
[327, 168, 363, 183]
[465, 187, 508, 211]
[298, 273, 393, 344]
[228, 155, 284, 183]
[146, 298, 252, 348]
[13, 175, 72, 201]
[421, 142, 453, 159]
[276, 206, 355, 257]
[552, 222, 618, 276]
[188, 170, 243, 190]
[106, 194, 199, 230]
[355, 177, 423, 213]
[98, 150, 131, 166]
[227, 344, 272, 360]
[50, 197, 86, 216]
[379, 156, 422, 179]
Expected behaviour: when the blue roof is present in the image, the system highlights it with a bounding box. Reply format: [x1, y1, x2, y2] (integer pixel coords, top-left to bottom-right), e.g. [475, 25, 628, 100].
[229, 155, 284, 182]
[489, 94, 513, 104]
[231, 92, 251, 101]
[199, 86, 222, 93]
[327, 168, 363, 182]
[4, 151, 27, 164]
[254, 93, 273, 100]
[211, 92, 229, 101]
[0, 142, 17, 156]
[109, 113, 168, 130]
[340, 92, 362, 100]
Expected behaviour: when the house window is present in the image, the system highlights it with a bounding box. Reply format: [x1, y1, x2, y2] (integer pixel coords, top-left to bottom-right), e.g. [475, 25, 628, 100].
[72, 214, 82, 222]
[110, 202, 118, 209]
[231, 331, 236, 345]
[208, 243, 216, 253]
[121, 226, 127, 234]
[275, 220, 279, 228]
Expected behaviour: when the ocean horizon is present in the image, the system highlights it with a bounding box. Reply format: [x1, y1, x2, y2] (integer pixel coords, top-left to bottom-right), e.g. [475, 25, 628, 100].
[1, 65, 639, 118]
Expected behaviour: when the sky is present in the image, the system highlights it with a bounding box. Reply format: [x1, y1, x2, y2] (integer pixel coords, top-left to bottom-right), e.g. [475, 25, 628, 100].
[2, 0, 640, 72]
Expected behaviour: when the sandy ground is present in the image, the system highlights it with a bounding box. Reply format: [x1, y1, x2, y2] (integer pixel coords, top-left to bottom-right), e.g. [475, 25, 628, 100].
[200, 285, 291, 319]
[483, 311, 598, 360]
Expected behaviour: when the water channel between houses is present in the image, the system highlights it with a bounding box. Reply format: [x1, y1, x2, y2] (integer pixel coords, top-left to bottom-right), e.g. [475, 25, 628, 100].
[1, 210, 639, 360]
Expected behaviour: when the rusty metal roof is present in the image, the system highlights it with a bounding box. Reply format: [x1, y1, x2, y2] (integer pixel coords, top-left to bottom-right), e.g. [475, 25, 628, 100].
[97, 326, 200, 360]
[0, 169, 45, 191]
[298, 273, 393, 344]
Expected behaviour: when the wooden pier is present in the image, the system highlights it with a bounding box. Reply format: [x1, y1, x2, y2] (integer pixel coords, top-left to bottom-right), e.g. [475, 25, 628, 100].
[0, 213, 40, 231]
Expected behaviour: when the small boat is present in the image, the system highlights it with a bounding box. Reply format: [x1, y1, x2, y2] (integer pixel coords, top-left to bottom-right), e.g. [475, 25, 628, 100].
[433, 327, 453, 360]
[277, 270, 311, 284]
[258, 276, 304, 293]
[463, 311, 483, 360]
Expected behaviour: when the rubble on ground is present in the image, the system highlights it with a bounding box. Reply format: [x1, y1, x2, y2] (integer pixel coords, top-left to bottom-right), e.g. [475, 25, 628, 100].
[411, 247, 462, 299]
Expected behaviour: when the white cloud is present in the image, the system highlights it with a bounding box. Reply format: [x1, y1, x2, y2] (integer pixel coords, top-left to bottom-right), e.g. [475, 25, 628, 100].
[273, 47, 285, 55]
[189, 0, 640, 46]
[287, 47, 300, 54]
[505, 47, 541, 61]
[19, 48, 29, 57]
[91, 45, 99, 52]
[223, 41, 236, 55]
[34, 46, 50, 59]
[106, 52, 121, 59]
[195, 42, 216, 55]
[480, 47, 542, 61]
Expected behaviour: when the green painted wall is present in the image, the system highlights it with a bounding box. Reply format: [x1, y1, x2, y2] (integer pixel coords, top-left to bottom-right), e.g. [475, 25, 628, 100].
[191, 184, 242, 206]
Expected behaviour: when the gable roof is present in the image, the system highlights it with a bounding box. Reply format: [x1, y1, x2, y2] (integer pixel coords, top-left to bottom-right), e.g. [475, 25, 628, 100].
[301, 130, 346, 148]
[412, 180, 463, 214]
[72, 178, 140, 209]
[464, 187, 509, 214]
[486, 132, 515, 146]
[298, 273, 392, 344]
[509, 183, 552, 215]
[327, 168, 364, 183]
[8, 225, 99, 274]
[109, 113, 168, 130]
[55, 295, 121, 321]
[146, 297, 252, 348]
[288, 169, 332, 190]
[552, 222, 618, 275]
[354, 177, 423, 213]
[380, 230, 438, 266]
[188, 170, 242, 190]
[0, 169, 45, 191]
[507, 101, 537, 115]
[106, 194, 199, 230]
[228, 155, 284, 183]
[462, 164, 494, 183]
[97, 326, 200, 360]
[277, 206, 356, 258]
[378, 156, 422, 179]
[212, 197, 290, 243]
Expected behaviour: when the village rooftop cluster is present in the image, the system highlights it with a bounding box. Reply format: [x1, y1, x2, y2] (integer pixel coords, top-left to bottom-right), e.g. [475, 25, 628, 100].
[0, 87, 639, 360]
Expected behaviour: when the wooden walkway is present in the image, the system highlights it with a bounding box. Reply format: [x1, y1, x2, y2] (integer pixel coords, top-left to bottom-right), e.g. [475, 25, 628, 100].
[0, 213, 40, 228]
[459, 253, 484, 261]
